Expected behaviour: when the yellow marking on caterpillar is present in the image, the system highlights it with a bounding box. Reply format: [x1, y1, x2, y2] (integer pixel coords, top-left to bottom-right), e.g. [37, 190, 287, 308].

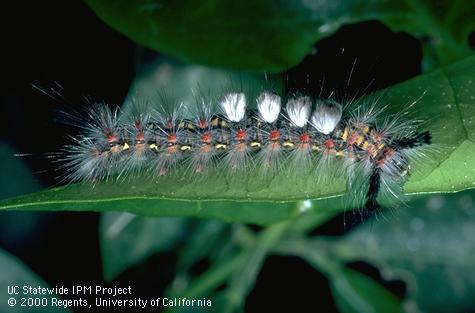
[149, 143, 157, 150]
[342, 127, 349, 141]
[250, 141, 261, 148]
[377, 143, 385, 150]
[335, 150, 344, 156]
[180, 145, 191, 151]
[123, 142, 130, 150]
[312, 145, 320, 151]
[283, 141, 294, 148]
[215, 144, 227, 150]
[211, 118, 219, 127]
[362, 141, 369, 150]
[220, 120, 227, 127]
[362, 126, 370, 135]
[356, 134, 365, 146]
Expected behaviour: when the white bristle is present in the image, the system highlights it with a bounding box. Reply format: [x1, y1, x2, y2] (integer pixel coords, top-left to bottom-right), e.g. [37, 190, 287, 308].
[310, 100, 342, 134]
[286, 96, 312, 127]
[257, 92, 281, 123]
[220, 93, 246, 122]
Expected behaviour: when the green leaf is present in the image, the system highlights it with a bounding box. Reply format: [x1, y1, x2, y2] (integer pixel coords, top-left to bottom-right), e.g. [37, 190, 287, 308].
[332, 189, 475, 312]
[165, 220, 232, 298]
[273, 238, 403, 313]
[380, 56, 475, 194]
[1, 57, 474, 221]
[167, 252, 248, 301]
[331, 268, 402, 313]
[0, 249, 72, 313]
[165, 222, 290, 313]
[84, 0, 474, 71]
[221, 221, 289, 313]
[0, 189, 312, 225]
[175, 220, 230, 272]
[100, 212, 187, 281]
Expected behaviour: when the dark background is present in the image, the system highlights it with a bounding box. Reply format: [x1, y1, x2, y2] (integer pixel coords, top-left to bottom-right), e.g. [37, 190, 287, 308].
[2, 1, 464, 312]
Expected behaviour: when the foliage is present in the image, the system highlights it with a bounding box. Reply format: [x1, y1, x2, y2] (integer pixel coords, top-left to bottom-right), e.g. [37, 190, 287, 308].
[1, 1, 474, 312]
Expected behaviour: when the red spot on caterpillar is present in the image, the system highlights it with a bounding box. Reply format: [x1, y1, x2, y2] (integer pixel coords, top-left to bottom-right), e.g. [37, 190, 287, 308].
[384, 148, 395, 159]
[269, 130, 280, 141]
[135, 120, 142, 129]
[323, 139, 334, 149]
[299, 133, 310, 143]
[106, 134, 117, 143]
[167, 134, 177, 144]
[201, 132, 212, 143]
[235, 129, 247, 141]
[377, 148, 395, 167]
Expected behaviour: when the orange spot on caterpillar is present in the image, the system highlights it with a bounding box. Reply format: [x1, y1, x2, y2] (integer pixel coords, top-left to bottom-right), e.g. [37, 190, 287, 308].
[166, 146, 177, 154]
[110, 145, 121, 153]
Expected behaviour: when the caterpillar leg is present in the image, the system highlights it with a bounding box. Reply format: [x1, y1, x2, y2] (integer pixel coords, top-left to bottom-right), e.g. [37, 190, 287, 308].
[364, 167, 382, 211]
[363, 130, 432, 212]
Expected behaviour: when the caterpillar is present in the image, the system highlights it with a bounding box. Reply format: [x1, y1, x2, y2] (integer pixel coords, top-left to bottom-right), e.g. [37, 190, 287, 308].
[61, 90, 432, 211]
